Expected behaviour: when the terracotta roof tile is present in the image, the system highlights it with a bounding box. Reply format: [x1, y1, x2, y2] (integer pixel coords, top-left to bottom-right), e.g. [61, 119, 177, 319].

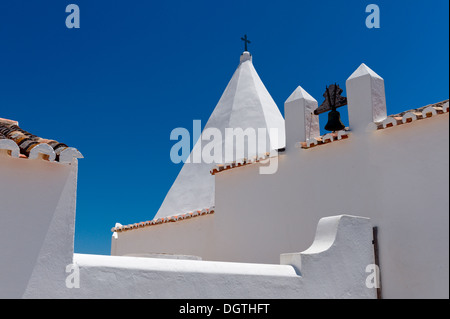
[210, 152, 276, 175]
[111, 207, 215, 233]
[0, 118, 82, 163]
[298, 130, 350, 149]
[208, 100, 448, 170]
[371, 100, 448, 131]
[300, 100, 448, 150]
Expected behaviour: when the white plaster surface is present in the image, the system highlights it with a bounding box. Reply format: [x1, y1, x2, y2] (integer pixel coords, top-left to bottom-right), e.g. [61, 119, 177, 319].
[347, 63, 387, 131]
[0, 139, 20, 158]
[111, 214, 216, 259]
[59, 147, 84, 164]
[1, 61, 446, 299]
[443, 101, 449, 112]
[114, 67, 449, 298]
[28, 143, 56, 161]
[153, 52, 285, 220]
[284, 86, 320, 151]
[0, 155, 78, 298]
[22, 215, 376, 299]
[212, 113, 449, 299]
[0, 159, 376, 299]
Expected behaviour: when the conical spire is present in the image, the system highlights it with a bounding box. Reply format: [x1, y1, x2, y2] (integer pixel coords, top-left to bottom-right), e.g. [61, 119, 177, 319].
[153, 52, 285, 219]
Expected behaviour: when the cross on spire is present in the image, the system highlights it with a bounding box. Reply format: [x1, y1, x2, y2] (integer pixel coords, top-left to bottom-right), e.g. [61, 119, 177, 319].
[241, 34, 251, 52]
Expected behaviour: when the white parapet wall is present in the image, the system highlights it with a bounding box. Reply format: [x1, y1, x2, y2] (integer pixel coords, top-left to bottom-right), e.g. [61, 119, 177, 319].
[111, 213, 216, 259]
[25, 215, 376, 299]
[108, 63, 448, 298]
[212, 108, 449, 299]
[0, 153, 79, 298]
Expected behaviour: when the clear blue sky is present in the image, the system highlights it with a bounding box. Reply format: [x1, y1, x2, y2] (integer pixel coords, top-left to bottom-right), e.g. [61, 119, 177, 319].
[0, 0, 448, 255]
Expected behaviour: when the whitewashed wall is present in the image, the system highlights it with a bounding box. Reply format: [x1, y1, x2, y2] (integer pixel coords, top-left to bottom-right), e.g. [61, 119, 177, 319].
[31, 215, 378, 299]
[214, 113, 449, 299]
[111, 214, 216, 259]
[119, 112, 448, 299]
[0, 155, 79, 298]
[0, 149, 375, 299]
[112, 64, 449, 298]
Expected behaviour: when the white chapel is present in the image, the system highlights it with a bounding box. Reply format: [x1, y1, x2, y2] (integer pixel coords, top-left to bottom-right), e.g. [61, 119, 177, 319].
[111, 51, 449, 299]
[0, 49, 448, 299]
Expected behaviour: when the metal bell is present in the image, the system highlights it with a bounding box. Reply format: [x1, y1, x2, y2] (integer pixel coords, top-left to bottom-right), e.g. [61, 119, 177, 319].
[324, 109, 346, 132]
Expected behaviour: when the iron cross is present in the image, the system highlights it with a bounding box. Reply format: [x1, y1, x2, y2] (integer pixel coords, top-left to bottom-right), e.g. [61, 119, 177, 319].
[241, 34, 251, 51]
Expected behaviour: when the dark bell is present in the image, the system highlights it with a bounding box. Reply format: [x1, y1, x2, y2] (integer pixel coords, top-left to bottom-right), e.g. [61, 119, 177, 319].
[324, 109, 346, 132]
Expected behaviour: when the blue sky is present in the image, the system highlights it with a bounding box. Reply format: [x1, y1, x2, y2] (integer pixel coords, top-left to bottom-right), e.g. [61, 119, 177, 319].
[0, 0, 448, 255]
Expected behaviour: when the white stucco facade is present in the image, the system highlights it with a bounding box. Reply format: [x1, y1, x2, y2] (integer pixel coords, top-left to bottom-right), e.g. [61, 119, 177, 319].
[112, 64, 449, 299]
[67, 215, 376, 299]
[0, 118, 378, 300]
[0, 149, 378, 298]
[1, 59, 447, 299]
[17, 212, 380, 299]
[0, 152, 79, 298]
[153, 52, 285, 220]
[211, 111, 449, 299]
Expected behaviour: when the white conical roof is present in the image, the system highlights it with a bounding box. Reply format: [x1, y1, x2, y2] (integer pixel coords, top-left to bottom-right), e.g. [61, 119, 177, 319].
[154, 51, 285, 219]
